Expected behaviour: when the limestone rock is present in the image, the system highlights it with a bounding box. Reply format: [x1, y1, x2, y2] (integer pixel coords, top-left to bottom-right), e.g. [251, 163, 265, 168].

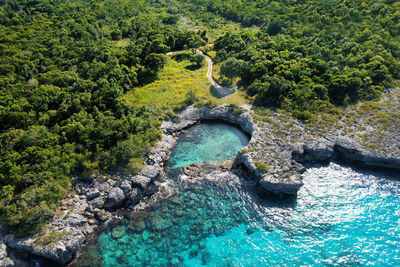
[161, 106, 201, 133]
[88, 196, 104, 209]
[104, 187, 125, 209]
[0, 241, 14, 267]
[292, 142, 334, 163]
[119, 180, 132, 194]
[126, 187, 142, 206]
[86, 188, 100, 201]
[334, 138, 400, 170]
[94, 209, 111, 222]
[130, 175, 151, 190]
[4, 227, 85, 265]
[94, 181, 111, 193]
[259, 174, 303, 195]
[201, 106, 253, 135]
[139, 165, 161, 180]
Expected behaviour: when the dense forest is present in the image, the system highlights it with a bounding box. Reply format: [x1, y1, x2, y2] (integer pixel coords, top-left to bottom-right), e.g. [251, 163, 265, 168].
[0, 0, 206, 234]
[0, 0, 399, 235]
[181, 0, 400, 119]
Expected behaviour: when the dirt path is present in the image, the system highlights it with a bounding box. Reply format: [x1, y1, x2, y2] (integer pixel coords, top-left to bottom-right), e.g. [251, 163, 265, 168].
[166, 49, 235, 97]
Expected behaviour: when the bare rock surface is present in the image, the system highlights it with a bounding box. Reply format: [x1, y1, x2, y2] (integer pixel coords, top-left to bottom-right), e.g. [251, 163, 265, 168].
[103, 187, 125, 209]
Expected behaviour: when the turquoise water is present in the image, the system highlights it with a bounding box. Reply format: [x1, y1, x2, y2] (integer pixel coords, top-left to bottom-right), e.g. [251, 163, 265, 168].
[166, 121, 250, 168]
[76, 163, 400, 266]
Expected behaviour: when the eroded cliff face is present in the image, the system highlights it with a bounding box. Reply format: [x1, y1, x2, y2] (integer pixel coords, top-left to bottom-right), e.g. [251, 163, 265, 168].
[2, 99, 399, 265]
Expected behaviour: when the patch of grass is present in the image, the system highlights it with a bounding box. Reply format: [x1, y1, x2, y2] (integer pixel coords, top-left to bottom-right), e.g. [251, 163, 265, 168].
[229, 104, 245, 116]
[219, 90, 249, 106]
[194, 99, 218, 109]
[255, 162, 270, 173]
[207, 50, 217, 59]
[34, 228, 64, 248]
[125, 54, 212, 111]
[212, 63, 222, 83]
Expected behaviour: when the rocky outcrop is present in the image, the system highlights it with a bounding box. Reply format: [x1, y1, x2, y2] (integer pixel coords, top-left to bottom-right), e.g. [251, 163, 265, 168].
[161, 106, 201, 133]
[201, 106, 253, 135]
[291, 142, 334, 163]
[161, 105, 308, 195]
[4, 195, 90, 265]
[103, 187, 125, 209]
[290, 137, 400, 171]
[0, 231, 14, 267]
[259, 174, 303, 195]
[334, 138, 400, 170]
[162, 105, 306, 195]
[161, 105, 253, 135]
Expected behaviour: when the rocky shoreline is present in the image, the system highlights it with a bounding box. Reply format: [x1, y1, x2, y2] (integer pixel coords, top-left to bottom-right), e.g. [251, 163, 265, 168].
[1, 104, 399, 266]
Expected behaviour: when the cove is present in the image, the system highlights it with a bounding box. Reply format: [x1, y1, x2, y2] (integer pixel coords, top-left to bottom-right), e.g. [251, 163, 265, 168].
[75, 162, 400, 266]
[166, 121, 250, 169]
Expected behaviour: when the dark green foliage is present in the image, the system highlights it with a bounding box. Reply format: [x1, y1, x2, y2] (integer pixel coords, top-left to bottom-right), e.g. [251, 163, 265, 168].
[184, 90, 198, 106]
[190, 52, 205, 68]
[0, 0, 207, 234]
[180, 0, 399, 116]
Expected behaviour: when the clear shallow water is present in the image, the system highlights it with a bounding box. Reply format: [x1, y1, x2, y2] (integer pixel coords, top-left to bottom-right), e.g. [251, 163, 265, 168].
[75, 163, 400, 266]
[166, 121, 250, 168]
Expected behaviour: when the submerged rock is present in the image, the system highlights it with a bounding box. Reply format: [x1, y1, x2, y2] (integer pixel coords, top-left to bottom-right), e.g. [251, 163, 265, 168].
[128, 220, 146, 233]
[189, 248, 199, 258]
[201, 251, 211, 265]
[149, 214, 172, 231]
[111, 226, 127, 239]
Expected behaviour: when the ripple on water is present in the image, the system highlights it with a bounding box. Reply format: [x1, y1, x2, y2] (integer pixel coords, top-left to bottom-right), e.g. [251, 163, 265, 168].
[76, 163, 400, 267]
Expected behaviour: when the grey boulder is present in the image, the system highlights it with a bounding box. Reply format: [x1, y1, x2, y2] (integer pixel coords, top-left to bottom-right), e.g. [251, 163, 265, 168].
[103, 188, 125, 209]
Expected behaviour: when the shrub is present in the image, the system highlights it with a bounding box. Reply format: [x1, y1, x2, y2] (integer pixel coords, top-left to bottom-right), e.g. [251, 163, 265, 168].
[256, 162, 270, 173]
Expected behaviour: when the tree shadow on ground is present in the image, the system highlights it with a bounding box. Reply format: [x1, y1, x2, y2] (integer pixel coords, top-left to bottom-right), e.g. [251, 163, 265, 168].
[209, 85, 222, 98]
[184, 64, 202, 71]
[171, 53, 191, 62]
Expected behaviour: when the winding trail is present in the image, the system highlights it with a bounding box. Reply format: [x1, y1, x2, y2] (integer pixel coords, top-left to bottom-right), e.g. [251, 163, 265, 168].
[166, 49, 235, 97]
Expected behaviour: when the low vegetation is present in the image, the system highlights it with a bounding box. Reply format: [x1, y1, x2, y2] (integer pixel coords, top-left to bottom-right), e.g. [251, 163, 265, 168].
[256, 162, 270, 173]
[125, 51, 211, 112]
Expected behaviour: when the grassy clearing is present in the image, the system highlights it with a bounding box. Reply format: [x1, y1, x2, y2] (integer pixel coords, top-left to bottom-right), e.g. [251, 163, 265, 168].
[206, 50, 217, 59]
[218, 90, 249, 106]
[125, 55, 212, 111]
[125, 52, 250, 112]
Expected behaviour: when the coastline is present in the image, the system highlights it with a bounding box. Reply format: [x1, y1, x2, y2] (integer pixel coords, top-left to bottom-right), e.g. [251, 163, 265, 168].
[1, 101, 399, 265]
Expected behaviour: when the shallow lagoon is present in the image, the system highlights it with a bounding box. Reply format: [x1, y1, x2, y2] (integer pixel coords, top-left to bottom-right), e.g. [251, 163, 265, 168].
[75, 121, 400, 266]
[166, 121, 250, 169]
